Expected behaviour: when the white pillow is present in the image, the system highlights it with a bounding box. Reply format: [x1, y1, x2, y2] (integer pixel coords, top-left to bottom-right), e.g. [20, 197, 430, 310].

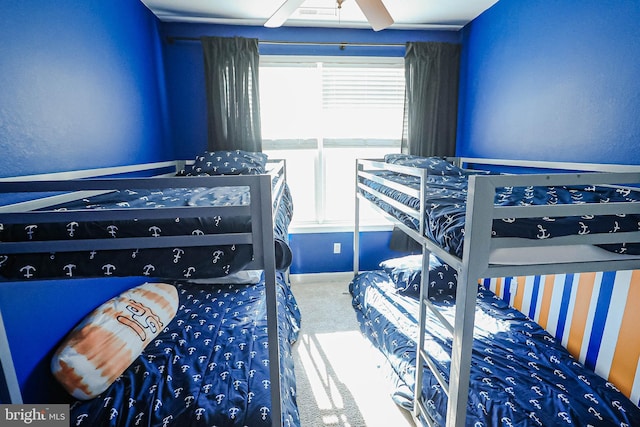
[189, 270, 263, 285]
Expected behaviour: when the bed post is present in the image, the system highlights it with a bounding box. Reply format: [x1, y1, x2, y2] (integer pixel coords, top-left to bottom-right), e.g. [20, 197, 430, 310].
[413, 242, 432, 424]
[445, 265, 476, 427]
[445, 174, 494, 427]
[255, 173, 282, 427]
[354, 159, 361, 277]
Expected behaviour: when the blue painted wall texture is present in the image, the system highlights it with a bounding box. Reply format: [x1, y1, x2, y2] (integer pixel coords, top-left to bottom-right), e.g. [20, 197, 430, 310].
[289, 231, 410, 274]
[457, 0, 640, 165]
[0, 0, 173, 178]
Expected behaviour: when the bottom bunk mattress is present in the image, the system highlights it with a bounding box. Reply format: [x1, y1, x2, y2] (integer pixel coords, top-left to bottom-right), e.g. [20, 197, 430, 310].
[67, 272, 301, 427]
[349, 256, 640, 426]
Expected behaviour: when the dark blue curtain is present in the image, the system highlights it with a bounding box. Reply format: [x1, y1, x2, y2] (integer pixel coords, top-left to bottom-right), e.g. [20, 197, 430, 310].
[401, 42, 460, 157]
[201, 36, 262, 152]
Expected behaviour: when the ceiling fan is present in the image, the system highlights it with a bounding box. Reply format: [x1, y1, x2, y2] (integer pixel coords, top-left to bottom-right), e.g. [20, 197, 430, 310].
[265, 0, 394, 31]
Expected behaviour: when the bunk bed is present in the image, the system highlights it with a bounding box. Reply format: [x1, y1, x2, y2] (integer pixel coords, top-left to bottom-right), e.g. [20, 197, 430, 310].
[0, 151, 300, 427]
[352, 154, 640, 427]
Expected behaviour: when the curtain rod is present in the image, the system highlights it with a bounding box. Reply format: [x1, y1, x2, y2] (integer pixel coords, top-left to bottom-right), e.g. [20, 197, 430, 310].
[166, 36, 405, 48]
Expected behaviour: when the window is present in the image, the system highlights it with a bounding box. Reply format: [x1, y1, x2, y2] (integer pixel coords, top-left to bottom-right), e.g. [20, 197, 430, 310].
[260, 56, 405, 230]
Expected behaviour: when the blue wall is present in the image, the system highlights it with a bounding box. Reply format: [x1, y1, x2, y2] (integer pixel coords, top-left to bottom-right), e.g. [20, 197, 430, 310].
[457, 0, 640, 165]
[289, 231, 410, 274]
[0, 0, 173, 178]
[0, 0, 173, 403]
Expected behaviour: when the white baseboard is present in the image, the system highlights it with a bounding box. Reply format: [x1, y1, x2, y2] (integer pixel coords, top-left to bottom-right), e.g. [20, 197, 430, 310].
[290, 271, 355, 285]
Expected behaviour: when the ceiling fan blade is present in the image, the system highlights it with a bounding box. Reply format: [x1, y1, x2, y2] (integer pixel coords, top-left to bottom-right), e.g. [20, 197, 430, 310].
[354, 0, 394, 31]
[264, 0, 307, 28]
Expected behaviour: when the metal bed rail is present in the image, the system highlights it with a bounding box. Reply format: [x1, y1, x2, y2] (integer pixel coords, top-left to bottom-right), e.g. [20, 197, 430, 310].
[354, 158, 429, 276]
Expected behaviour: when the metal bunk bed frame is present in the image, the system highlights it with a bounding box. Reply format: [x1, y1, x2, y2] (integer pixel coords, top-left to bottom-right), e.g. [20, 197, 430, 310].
[354, 157, 640, 427]
[0, 160, 288, 427]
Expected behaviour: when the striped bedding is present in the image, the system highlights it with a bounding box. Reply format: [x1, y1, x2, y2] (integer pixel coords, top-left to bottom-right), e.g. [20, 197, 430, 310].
[483, 270, 640, 407]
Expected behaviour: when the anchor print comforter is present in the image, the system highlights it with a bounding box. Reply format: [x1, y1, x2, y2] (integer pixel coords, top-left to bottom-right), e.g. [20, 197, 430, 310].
[0, 184, 293, 280]
[359, 155, 640, 258]
[349, 269, 640, 426]
[70, 274, 301, 426]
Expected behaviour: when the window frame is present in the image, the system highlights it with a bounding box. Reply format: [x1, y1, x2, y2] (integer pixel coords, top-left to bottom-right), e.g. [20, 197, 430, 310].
[259, 55, 405, 232]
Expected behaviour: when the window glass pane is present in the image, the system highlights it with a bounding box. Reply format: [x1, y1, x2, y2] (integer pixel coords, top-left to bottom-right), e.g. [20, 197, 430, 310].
[260, 65, 320, 140]
[323, 146, 397, 224]
[264, 146, 317, 224]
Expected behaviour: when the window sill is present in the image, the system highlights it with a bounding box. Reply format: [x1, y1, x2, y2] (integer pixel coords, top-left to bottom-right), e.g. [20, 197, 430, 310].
[289, 221, 394, 234]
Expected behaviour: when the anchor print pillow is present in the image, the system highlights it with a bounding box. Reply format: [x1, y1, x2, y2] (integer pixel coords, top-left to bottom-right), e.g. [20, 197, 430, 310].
[383, 154, 467, 176]
[380, 254, 423, 297]
[182, 150, 268, 176]
[380, 254, 458, 300]
[51, 282, 179, 400]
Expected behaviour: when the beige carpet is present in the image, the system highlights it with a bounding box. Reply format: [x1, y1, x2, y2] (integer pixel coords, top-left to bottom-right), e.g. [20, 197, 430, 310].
[290, 274, 415, 427]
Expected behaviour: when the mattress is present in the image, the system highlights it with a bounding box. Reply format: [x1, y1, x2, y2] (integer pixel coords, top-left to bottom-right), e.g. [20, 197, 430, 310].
[0, 183, 293, 280]
[359, 156, 640, 258]
[349, 262, 640, 426]
[69, 273, 301, 427]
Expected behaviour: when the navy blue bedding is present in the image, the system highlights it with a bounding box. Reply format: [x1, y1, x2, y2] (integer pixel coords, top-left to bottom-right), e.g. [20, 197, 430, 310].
[0, 182, 293, 280]
[349, 264, 640, 426]
[70, 273, 301, 427]
[360, 155, 640, 257]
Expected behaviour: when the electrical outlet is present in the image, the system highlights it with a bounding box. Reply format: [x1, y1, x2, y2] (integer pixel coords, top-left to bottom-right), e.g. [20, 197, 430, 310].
[333, 243, 341, 254]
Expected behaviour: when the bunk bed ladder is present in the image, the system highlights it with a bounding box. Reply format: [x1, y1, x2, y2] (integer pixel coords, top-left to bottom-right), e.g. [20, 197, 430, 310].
[413, 170, 487, 427]
[413, 164, 446, 427]
[414, 246, 446, 427]
[413, 249, 481, 427]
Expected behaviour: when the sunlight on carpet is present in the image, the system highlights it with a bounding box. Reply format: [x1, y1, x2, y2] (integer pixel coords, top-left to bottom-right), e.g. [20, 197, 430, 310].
[294, 330, 414, 426]
[291, 278, 415, 427]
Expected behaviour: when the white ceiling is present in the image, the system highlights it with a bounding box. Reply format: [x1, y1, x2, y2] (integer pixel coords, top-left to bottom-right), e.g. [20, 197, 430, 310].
[141, 0, 499, 31]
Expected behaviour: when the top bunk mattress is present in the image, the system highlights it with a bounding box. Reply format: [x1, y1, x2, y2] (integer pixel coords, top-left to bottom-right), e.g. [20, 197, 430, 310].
[0, 168, 293, 281]
[358, 155, 640, 259]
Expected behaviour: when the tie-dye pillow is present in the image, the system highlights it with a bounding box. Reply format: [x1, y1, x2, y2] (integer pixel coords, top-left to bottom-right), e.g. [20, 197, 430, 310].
[51, 282, 179, 400]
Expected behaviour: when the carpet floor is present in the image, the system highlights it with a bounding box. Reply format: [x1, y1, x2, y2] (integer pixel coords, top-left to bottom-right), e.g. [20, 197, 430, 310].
[290, 275, 415, 427]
